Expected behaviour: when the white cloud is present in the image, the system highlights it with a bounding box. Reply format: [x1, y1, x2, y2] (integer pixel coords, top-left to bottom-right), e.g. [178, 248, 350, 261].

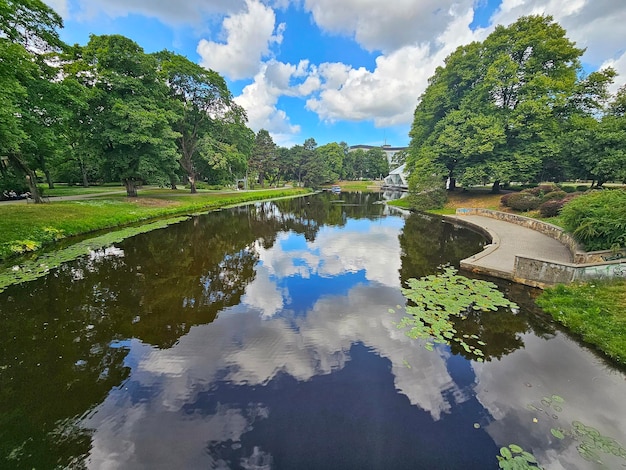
[303, 0, 475, 52]
[234, 60, 316, 144]
[197, 0, 284, 80]
[43, 0, 69, 18]
[306, 8, 480, 127]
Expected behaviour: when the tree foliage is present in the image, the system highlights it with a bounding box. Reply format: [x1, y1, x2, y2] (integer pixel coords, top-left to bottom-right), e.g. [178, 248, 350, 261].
[407, 15, 618, 204]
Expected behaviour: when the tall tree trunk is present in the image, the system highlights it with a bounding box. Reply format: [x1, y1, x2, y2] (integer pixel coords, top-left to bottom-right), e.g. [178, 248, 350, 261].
[189, 174, 197, 194]
[26, 172, 43, 203]
[491, 180, 501, 194]
[8, 153, 43, 203]
[80, 161, 89, 187]
[123, 178, 138, 197]
[44, 168, 54, 189]
[447, 176, 456, 191]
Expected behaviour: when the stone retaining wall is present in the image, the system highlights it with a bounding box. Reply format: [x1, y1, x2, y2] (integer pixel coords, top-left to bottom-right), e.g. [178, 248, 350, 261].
[456, 208, 626, 287]
[514, 256, 626, 288]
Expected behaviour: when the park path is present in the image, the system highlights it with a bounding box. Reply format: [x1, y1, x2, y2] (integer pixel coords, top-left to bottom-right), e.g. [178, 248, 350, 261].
[0, 189, 128, 205]
[447, 214, 573, 280]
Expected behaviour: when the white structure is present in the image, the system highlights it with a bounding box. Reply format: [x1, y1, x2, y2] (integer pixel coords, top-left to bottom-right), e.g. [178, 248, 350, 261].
[383, 163, 409, 190]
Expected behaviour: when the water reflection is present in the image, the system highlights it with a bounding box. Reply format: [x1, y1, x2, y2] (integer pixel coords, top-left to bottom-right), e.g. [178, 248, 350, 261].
[0, 193, 625, 469]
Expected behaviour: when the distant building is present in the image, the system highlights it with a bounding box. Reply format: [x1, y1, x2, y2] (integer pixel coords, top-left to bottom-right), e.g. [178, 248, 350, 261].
[348, 144, 407, 167]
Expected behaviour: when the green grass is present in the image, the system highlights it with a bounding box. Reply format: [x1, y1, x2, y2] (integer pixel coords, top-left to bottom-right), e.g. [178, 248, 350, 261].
[0, 188, 310, 261]
[330, 180, 381, 191]
[42, 185, 126, 197]
[536, 279, 626, 363]
[387, 198, 412, 209]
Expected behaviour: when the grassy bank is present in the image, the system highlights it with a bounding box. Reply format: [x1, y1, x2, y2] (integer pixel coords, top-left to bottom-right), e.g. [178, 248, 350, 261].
[0, 188, 310, 261]
[536, 280, 626, 363]
[331, 180, 382, 191]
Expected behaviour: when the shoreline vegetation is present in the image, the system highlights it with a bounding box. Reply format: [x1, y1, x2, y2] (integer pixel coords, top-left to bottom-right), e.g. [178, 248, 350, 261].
[0, 187, 310, 263]
[388, 186, 626, 365]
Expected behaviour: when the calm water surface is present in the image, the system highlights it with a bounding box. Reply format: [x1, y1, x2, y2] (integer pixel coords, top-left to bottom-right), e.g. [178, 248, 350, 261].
[1, 192, 625, 469]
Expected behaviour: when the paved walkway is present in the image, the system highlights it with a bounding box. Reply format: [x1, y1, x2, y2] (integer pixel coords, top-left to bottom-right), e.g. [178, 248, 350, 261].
[448, 214, 573, 280]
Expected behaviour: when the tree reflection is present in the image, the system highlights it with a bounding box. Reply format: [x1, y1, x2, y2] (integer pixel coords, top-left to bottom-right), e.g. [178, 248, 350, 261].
[398, 211, 486, 282]
[0, 192, 390, 468]
[398, 212, 534, 362]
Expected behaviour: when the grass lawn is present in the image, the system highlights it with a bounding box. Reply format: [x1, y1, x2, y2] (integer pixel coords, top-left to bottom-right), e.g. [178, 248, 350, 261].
[43, 185, 127, 197]
[330, 180, 382, 191]
[537, 280, 626, 364]
[0, 187, 309, 261]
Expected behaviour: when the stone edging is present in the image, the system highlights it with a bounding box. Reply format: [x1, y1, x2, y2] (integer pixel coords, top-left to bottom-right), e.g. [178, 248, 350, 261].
[454, 208, 625, 287]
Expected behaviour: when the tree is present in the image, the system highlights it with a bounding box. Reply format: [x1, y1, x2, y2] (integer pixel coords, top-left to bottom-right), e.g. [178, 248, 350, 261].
[408, 15, 589, 198]
[316, 142, 343, 182]
[364, 148, 389, 179]
[249, 129, 277, 187]
[0, 0, 65, 202]
[0, 0, 63, 51]
[154, 51, 236, 193]
[78, 35, 179, 197]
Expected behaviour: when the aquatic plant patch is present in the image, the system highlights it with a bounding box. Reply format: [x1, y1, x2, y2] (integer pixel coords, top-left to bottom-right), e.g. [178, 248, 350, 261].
[393, 266, 518, 360]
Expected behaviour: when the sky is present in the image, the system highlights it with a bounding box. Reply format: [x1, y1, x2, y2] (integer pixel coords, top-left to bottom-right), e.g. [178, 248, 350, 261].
[42, 0, 626, 148]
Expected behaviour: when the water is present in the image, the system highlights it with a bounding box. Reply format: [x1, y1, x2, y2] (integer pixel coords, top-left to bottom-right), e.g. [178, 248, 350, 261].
[0, 192, 625, 469]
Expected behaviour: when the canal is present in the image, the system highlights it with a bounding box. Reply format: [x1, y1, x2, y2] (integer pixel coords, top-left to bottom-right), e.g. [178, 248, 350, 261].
[1, 192, 625, 469]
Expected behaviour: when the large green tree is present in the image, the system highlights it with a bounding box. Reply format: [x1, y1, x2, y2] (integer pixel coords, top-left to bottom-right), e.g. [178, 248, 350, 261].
[154, 51, 238, 192]
[250, 129, 277, 187]
[0, 0, 65, 202]
[408, 15, 601, 196]
[78, 35, 179, 196]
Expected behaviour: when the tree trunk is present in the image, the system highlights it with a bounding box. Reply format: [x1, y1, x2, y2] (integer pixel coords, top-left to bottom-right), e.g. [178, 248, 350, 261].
[44, 169, 54, 189]
[170, 174, 178, 190]
[80, 161, 89, 187]
[189, 174, 197, 194]
[491, 180, 501, 194]
[26, 172, 43, 203]
[123, 178, 138, 197]
[447, 177, 456, 191]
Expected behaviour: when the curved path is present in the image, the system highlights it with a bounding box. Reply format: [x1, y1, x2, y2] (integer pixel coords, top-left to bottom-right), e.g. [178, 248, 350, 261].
[447, 214, 573, 280]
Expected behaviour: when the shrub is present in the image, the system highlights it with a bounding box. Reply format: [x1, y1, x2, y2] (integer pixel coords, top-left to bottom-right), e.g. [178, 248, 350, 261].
[500, 192, 515, 207]
[560, 189, 626, 250]
[506, 192, 541, 211]
[575, 185, 589, 192]
[524, 183, 559, 197]
[540, 190, 567, 202]
[559, 185, 577, 193]
[539, 199, 563, 217]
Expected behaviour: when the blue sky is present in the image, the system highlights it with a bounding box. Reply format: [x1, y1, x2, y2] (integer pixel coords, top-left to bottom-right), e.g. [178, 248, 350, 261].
[45, 0, 626, 148]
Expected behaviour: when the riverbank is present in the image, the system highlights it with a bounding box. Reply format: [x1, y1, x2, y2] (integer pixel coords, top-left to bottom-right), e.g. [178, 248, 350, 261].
[390, 188, 626, 365]
[537, 280, 626, 364]
[0, 187, 310, 261]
